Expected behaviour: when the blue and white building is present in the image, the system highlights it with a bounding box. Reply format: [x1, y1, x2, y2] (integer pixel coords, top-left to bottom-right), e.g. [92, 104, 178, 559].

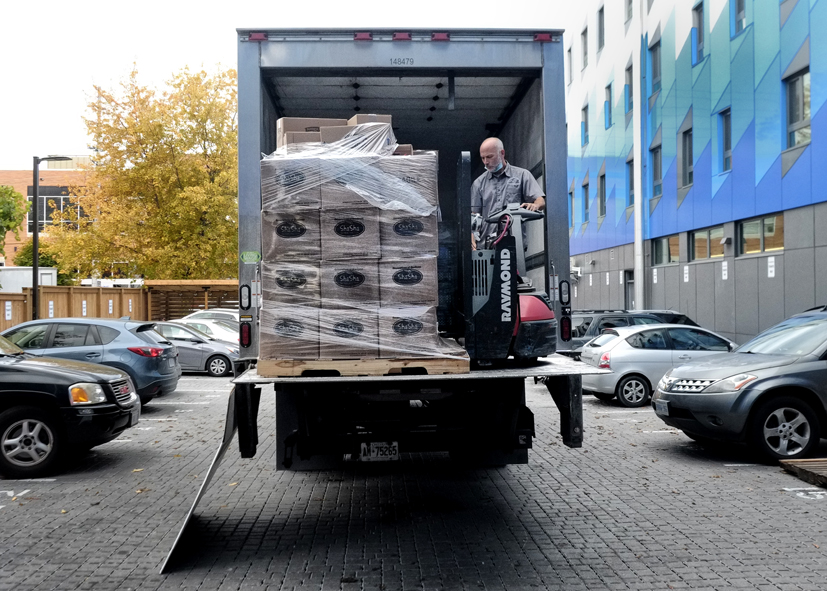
[565, 0, 825, 342]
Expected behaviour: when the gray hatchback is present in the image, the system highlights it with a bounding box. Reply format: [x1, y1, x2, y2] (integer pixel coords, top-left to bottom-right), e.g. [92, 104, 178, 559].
[2, 318, 181, 405]
[653, 308, 827, 460]
[153, 322, 238, 377]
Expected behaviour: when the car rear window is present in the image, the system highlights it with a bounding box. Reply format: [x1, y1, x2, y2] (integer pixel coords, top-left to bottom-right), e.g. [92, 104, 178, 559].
[632, 316, 661, 325]
[133, 325, 168, 344]
[572, 316, 593, 338]
[589, 333, 619, 348]
[97, 326, 120, 345]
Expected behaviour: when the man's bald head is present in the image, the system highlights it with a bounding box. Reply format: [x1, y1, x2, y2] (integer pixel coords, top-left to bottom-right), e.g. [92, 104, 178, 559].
[480, 137, 506, 172]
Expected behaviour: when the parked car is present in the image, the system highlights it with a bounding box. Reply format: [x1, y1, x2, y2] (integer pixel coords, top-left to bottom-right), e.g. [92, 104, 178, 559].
[0, 334, 140, 478]
[181, 308, 239, 323]
[2, 318, 181, 405]
[176, 318, 239, 343]
[557, 310, 664, 359]
[638, 310, 700, 326]
[581, 324, 735, 407]
[653, 308, 827, 460]
[153, 322, 239, 377]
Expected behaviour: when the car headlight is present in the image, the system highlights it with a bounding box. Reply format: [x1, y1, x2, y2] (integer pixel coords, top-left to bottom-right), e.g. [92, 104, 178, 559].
[703, 373, 758, 393]
[226, 346, 239, 355]
[658, 369, 675, 391]
[69, 383, 107, 405]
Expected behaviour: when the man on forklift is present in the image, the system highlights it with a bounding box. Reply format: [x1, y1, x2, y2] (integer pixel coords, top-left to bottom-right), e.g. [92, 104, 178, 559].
[471, 137, 546, 250]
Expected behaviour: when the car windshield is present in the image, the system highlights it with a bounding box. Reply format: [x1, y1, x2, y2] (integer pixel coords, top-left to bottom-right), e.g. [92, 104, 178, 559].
[737, 315, 827, 356]
[214, 320, 239, 332]
[0, 335, 25, 355]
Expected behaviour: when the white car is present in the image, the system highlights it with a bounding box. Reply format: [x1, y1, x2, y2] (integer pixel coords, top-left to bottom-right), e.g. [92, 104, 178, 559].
[580, 324, 736, 407]
[181, 308, 239, 323]
[177, 318, 239, 343]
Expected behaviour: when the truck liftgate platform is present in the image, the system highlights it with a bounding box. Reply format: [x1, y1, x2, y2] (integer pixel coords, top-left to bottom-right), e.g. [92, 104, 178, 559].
[160, 355, 600, 573]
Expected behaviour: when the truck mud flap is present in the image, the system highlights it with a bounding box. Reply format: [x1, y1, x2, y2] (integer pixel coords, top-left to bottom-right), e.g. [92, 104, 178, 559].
[160, 384, 259, 573]
[544, 375, 583, 448]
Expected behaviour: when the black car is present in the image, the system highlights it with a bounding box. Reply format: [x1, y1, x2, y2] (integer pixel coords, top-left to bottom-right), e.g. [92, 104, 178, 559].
[638, 310, 700, 326]
[0, 335, 140, 478]
[558, 310, 663, 359]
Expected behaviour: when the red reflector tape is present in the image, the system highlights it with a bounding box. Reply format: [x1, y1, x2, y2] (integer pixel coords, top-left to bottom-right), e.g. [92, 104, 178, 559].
[393, 32, 412, 41]
[354, 32, 373, 41]
[534, 33, 553, 42]
[248, 32, 268, 41]
[431, 32, 450, 41]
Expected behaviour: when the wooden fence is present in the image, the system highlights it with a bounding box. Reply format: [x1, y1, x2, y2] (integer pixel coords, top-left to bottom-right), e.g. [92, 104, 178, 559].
[0, 280, 239, 330]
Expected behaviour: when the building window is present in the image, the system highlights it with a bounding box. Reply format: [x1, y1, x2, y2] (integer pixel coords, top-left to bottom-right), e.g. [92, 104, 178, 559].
[721, 109, 732, 171]
[626, 0, 633, 21]
[582, 184, 590, 223]
[605, 84, 612, 128]
[581, 105, 589, 146]
[567, 48, 573, 84]
[597, 173, 606, 217]
[625, 65, 633, 112]
[569, 189, 575, 228]
[581, 28, 588, 68]
[786, 70, 811, 148]
[651, 146, 662, 197]
[27, 188, 78, 234]
[627, 160, 634, 207]
[739, 215, 784, 255]
[597, 7, 605, 51]
[735, 0, 746, 34]
[681, 129, 694, 187]
[653, 235, 679, 265]
[691, 226, 724, 260]
[692, 3, 704, 64]
[651, 42, 661, 93]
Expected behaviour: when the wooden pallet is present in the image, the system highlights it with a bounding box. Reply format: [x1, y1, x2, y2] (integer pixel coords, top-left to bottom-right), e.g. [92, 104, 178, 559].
[257, 356, 470, 378]
[779, 458, 827, 487]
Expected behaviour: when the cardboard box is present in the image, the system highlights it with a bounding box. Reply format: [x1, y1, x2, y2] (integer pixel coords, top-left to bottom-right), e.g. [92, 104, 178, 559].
[319, 155, 377, 209]
[348, 114, 392, 126]
[259, 304, 319, 360]
[321, 207, 381, 260]
[261, 262, 321, 307]
[377, 305, 440, 358]
[285, 131, 321, 145]
[371, 152, 438, 207]
[379, 211, 438, 258]
[379, 257, 438, 307]
[320, 260, 380, 309]
[393, 144, 413, 156]
[276, 117, 347, 148]
[262, 209, 321, 261]
[318, 308, 379, 359]
[261, 157, 321, 209]
[320, 125, 355, 144]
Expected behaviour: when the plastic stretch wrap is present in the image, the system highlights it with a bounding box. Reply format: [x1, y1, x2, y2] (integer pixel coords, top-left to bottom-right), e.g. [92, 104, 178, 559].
[259, 121, 465, 361]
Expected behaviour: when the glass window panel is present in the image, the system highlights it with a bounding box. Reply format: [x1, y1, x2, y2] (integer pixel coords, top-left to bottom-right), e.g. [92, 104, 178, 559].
[52, 324, 89, 348]
[740, 220, 762, 254]
[709, 227, 724, 257]
[693, 230, 709, 260]
[668, 235, 679, 263]
[763, 215, 784, 251]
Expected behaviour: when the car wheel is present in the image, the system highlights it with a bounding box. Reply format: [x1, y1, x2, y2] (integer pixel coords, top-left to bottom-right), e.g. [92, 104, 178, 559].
[592, 392, 616, 402]
[616, 375, 651, 408]
[0, 407, 64, 478]
[206, 355, 231, 377]
[750, 396, 820, 461]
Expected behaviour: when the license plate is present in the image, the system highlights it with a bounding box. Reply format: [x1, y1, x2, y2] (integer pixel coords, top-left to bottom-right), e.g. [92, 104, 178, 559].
[128, 404, 141, 427]
[360, 442, 399, 462]
[168, 358, 175, 368]
[655, 399, 669, 416]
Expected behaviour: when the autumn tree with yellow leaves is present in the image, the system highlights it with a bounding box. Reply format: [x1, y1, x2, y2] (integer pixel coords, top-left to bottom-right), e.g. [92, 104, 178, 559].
[49, 67, 238, 279]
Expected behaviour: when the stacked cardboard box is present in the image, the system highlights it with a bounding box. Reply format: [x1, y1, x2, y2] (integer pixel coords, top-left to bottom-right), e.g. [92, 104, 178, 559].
[260, 115, 443, 362]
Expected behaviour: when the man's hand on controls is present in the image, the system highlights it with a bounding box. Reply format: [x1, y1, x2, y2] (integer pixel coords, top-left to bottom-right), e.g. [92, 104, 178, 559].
[520, 195, 546, 212]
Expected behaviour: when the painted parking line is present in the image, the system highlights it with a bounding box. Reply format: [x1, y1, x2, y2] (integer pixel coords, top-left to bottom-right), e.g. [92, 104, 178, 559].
[783, 487, 827, 500]
[141, 418, 179, 422]
[149, 402, 212, 405]
[724, 463, 760, 467]
[642, 429, 680, 433]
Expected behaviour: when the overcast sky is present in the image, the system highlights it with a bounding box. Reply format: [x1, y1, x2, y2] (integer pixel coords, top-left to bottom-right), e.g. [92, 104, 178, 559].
[0, 0, 572, 170]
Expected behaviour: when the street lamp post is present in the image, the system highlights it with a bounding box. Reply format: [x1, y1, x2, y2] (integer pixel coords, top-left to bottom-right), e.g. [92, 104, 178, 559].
[32, 155, 71, 320]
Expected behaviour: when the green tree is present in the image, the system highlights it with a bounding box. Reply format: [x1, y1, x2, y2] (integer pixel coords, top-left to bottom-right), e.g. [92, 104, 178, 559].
[0, 185, 29, 257]
[13, 239, 74, 285]
[49, 67, 238, 279]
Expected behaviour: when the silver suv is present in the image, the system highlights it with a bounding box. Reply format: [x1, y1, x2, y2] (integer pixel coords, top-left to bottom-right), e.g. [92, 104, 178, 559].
[558, 310, 663, 359]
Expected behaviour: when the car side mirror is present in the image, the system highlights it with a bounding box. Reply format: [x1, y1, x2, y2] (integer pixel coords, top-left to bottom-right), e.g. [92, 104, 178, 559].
[191, 338, 205, 344]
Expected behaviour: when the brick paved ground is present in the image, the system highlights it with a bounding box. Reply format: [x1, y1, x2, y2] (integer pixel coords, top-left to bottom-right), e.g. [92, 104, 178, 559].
[1, 373, 826, 590]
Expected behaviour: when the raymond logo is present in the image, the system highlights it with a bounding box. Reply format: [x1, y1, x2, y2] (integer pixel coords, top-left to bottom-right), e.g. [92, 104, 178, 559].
[392, 268, 423, 286]
[333, 321, 364, 338]
[275, 220, 307, 238]
[333, 219, 366, 237]
[275, 271, 307, 290]
[276, 170, 305, 187]
[333, 270, 365, 288]
[273, 319, 304, 338]
[393, 319, 423, 335]
[393, 219, 424, 237]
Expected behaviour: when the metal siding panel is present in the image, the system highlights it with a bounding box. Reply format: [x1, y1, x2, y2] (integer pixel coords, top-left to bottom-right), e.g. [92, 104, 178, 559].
[815, 202, 827, 248]
[650, 268, 665, 309]
[816, 246, 827, 305]
[785, 205, 815, 250]
[663, 265, 681, 310]
[758, 255, 785, 333]
[714, 258, 736, 336]
[679, 263, 697, 322]
[734, 257, 759, 338]
[694, 262, 715, 329]
[784, 248, 815, 317]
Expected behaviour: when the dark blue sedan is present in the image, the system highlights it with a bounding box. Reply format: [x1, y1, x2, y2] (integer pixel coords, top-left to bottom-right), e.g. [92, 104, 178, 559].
[2, 318, 181, 405]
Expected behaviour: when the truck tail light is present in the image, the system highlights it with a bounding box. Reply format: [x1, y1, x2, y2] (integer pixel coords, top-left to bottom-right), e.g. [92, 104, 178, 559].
[240, 323, 252, 348]
[598, 352, 611, 369]
[560, 316, 572, 341]
[128, 346, 164, 358]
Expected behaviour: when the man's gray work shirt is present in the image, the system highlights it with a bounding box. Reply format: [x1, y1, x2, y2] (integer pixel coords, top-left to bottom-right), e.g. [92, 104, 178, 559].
[471, 162, 544, 247]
